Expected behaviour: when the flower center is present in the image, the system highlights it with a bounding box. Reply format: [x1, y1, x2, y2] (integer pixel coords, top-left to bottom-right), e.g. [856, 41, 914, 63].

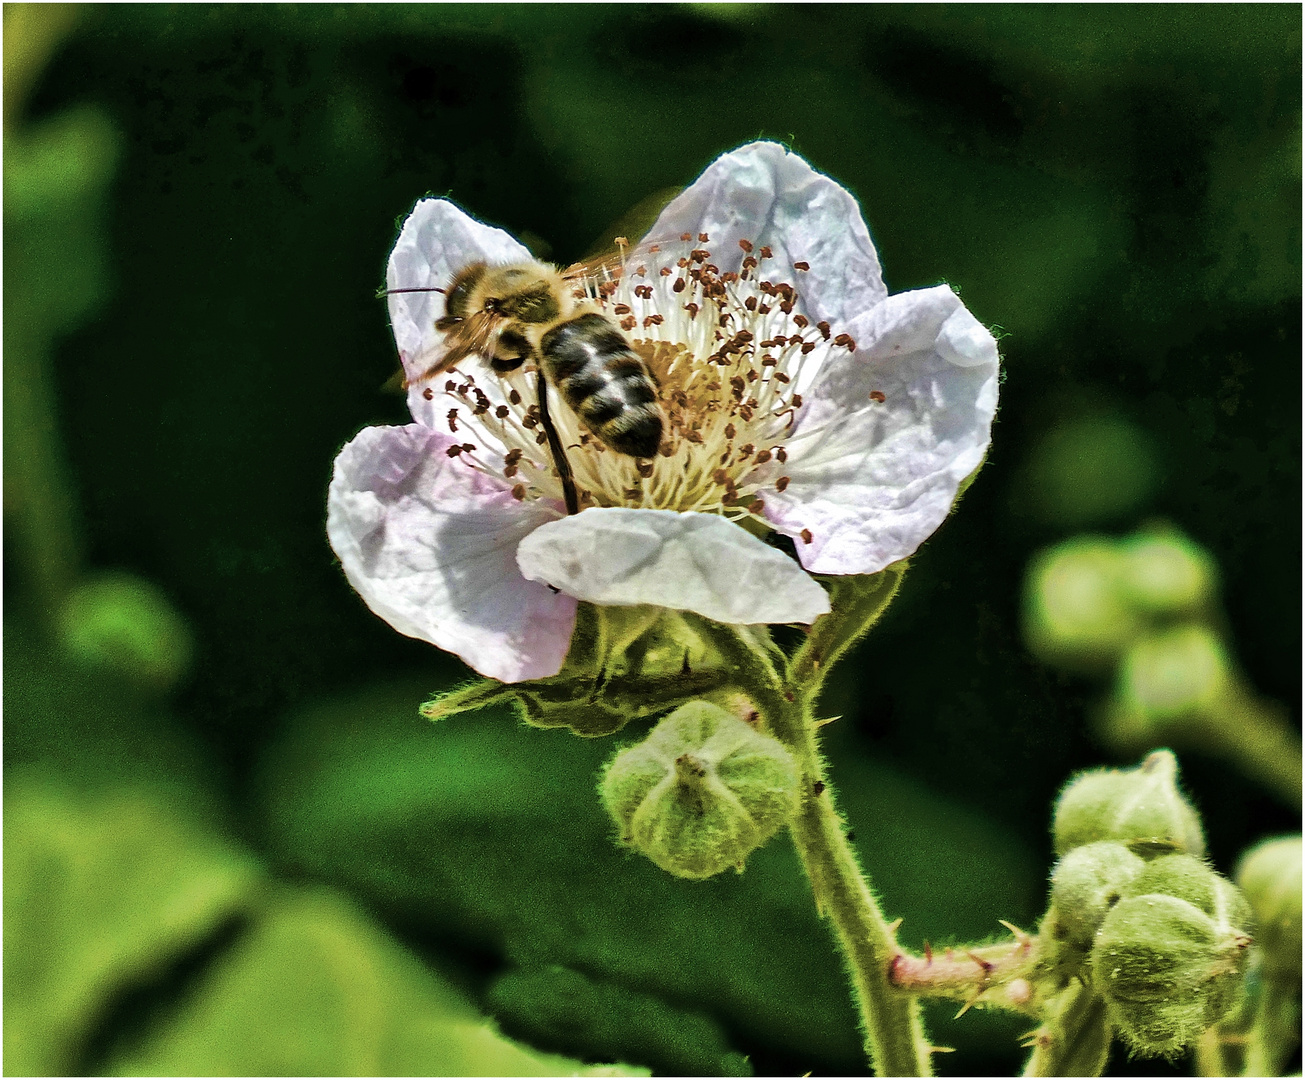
[434, 236, 855, 528]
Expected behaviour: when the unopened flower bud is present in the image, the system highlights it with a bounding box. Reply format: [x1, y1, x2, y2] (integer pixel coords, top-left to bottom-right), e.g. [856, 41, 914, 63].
[1127, 854, 1253, 929]
[1049, 841, 1145, 947]
[600, 701, 799, 880]
[1235, 835, 1302, 981]
[1116, 625, 1233, 723]
[1053, 750, 1204, 859]
[1023, 539, 1139, 673]
[1091, 887, 1252, 1057]
[1117, 527, 1218, 616]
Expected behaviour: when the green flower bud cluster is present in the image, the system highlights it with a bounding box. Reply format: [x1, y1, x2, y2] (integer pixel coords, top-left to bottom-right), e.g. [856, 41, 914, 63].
[600, 701, 799, 880]
[1023, 525, 1216, 675]
[1040, 751, 1254, 1059]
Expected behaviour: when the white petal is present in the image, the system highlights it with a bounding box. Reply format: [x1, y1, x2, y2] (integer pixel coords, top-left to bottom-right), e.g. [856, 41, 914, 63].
[516, 508, 830, 625]
[327, 424, 576, 683]
[644, 140, 886, 330]
[764, 286, 1000, 575]
[386, 198, 532, 400]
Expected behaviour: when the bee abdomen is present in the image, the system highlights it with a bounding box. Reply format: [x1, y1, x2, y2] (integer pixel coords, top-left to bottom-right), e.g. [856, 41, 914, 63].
[540, 314, 664, 457]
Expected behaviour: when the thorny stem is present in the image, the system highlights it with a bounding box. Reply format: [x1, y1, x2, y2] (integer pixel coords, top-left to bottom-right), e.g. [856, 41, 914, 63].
[700, 617, 932, 1077]
[888, 933, 1041, 1017]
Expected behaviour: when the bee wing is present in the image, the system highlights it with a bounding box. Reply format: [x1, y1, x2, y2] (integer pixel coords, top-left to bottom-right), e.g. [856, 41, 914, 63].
[404, 311, 504, 387]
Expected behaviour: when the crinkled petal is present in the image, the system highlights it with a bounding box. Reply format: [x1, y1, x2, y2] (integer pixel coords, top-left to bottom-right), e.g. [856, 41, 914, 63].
[386, 199, 532, 419]
[764, 285, 999, 575]
[327, 424, 576, 682]
[645, 140, 886, 330]
[516, 508, 830, 625]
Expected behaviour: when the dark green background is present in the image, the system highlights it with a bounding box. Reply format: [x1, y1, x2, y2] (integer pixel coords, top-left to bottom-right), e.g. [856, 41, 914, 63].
[6, 5, 1300, 1076]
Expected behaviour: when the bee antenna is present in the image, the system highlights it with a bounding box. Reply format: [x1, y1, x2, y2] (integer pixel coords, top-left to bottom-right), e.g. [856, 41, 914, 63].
[377, 286, 447, 298]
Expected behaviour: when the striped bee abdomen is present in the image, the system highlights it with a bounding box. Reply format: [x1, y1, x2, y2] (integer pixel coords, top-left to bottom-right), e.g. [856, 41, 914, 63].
[540, 314, 664, 458]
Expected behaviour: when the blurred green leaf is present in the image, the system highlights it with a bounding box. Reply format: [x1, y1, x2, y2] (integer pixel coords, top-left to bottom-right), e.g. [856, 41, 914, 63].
[3, 775, 265, 1077]
[254, 680, 1043, 1072]
[107, 889, 642, 1077]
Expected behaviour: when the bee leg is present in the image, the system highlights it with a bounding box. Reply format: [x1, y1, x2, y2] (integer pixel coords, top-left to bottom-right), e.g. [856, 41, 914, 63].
[535, 368, 580, 516]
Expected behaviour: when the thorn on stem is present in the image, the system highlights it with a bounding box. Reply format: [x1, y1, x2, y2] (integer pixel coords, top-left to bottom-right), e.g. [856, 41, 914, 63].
[967, 951, 996, 975]
[886, 916, 903, 935]
[923, 940, 933, 965]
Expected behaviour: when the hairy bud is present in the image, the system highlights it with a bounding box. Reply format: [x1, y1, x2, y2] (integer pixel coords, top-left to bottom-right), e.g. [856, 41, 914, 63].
[1235, 835, 1302, 981]
[1023, 539, 1139, 673]
[1117, 526, 1218, 616]
[1090, 866, 1253, 1058]
[1049, 841, 1146, 948]
[600, 701, 799, 880]
[1053, 749, 1204, 859]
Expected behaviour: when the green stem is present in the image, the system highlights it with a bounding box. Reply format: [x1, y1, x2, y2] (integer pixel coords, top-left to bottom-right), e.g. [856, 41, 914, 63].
[1208, 689, 1302, 809]
[1021, 983, 1111, 1077]
[704, 620, 931, 1077]
[1243, 975, 1301, 1077]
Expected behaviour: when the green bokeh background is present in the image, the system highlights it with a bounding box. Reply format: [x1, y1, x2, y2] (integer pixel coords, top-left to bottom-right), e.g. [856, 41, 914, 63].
[5, 5, 1299, 1076]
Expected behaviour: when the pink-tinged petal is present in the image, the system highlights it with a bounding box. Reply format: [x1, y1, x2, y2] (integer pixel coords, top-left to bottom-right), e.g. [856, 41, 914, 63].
[644, 141, 886, 330]
[386, 198, 532, 394]
[764, 285, 999, 575]
[327, 424, 576, 682]
[516, 508, 830, 625]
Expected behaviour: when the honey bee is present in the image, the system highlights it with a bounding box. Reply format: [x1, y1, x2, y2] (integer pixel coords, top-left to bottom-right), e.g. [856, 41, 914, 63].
[393, 258, 666, 515]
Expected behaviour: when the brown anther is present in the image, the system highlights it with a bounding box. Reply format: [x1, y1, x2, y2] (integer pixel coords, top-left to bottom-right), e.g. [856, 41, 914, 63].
[620, 316, 637, 331]
[774, 371, 791, 383]
[761, 355, 778, 366]
[746, 369, 759, 383]
[776, 447, 787, 463]
[749, 497, 765, 513]
[712, 468, 730, 485]
[775, 476, 790, 491]
[793, 261, 810, 271]
[613, 235, 628, 246]
[613, 303, 631, 315]
[759, 245, 773, 259]
[817, 321, 831, 339]
[745, 296, 758, 311]
[738, 405, 754, 421]
[685, 430, 704, 444]
[800, 341, 816, 354]
[461, 442, 475, 452]
[637, 461, 654, 478]
[445, 380, 458, 392]
[658, 442, 674, 457]
[742, 255, 758, 270]
[800, 528, 813, 544]
[738, 443, 755, 457]
[495, 405, 510, 418]
[445, 445, 463, 457]
[869, 390, 886, 403]
[738, 238, 754, 253]
[446, 409, 459, 432]
[634, 284, 653, 300]
[509, 389, 522, 405]
[643, 314, 664, 328]
[793, 313, 809, 329]
[698, 232, 709, 242]
[680, 232, 693, 242]
[754, 449, 772, 464]
[705, 264, 719, 275]
[504, 464, 518, 478]
[833, 333, 855, 348]
[659, 266, 671, 276]
[672, 278, 686, 293]
[780, 300, 794, 315]
[423, 387, 434, 400]
[535, 431, 548, 445]
[685, 302, 700, 319]
[758, 304, 771, 315]
[759, 280, 775, 295]
[724, 423, 737, 439]
[511, 483, 526, 500]
[791, 394, 803, 408]
[635, 265, 647, 277]
[690, 249, 709, 263]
